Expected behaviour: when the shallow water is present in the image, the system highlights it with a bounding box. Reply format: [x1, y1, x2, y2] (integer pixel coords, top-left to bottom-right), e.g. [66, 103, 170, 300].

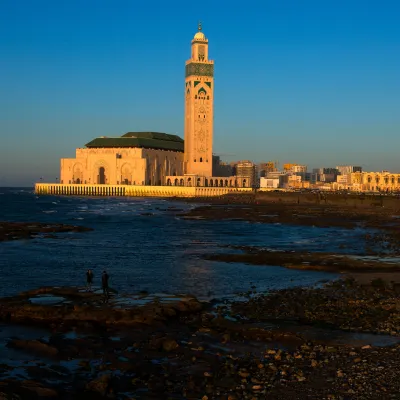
[0, 188, 358, 299]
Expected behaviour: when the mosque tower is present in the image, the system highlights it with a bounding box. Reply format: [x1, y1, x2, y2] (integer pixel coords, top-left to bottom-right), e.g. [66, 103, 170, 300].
[184, 22, 214, 177]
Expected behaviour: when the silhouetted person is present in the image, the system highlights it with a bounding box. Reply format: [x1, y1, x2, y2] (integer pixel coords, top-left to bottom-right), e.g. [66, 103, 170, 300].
[86, 269, 94, 292]
[102, 270, 109, 300]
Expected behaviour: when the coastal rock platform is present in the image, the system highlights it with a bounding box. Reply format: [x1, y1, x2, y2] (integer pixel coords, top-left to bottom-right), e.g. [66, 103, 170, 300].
[0, 283, 400, 399]
[0, 286, 203, 327]
[0, 222, 92, 242]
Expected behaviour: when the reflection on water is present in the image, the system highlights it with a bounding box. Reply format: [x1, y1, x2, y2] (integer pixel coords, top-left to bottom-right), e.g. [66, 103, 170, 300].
[0, 189, 371, 299]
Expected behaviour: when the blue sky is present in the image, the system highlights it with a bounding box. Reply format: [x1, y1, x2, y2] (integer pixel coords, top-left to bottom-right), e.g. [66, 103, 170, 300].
[0, 0, 399, 186]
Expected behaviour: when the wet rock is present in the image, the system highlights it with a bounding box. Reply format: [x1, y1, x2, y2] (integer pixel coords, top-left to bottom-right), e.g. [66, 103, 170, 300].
[8, 340, 58, 357]
[86, 373, 111, 396]
[20, 381, 58, 398]
[0, 393, 22, 400]
[162, 338, 179, 352]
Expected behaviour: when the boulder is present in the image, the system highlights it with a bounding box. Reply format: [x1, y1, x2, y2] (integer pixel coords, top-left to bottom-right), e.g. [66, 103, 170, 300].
[8, 340, 58, 357]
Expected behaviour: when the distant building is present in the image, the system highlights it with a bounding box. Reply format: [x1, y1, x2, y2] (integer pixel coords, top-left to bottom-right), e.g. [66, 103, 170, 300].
[351, 171, 400, 192]
[291, 165, 307, 173]
[319, 173, 336, 183]
[259, 161, 278, 177]
[313, 167, 339, 175]
[337, 175, 350, 185]
[212, 155, 232, 177]
[260, 177, 280, 189]
[266, 171, 287, 180]
[283, 163, 307, 173]
[235, 160, 257, 188]
[336, 165, 362, 175]
[283, 163, 295, 171]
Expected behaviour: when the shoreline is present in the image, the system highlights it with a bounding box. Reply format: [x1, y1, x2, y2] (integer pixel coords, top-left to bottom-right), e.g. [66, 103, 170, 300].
[180, 193, 400, 280]
[1, 193, 400, 397]
[0, 281, 399, 399]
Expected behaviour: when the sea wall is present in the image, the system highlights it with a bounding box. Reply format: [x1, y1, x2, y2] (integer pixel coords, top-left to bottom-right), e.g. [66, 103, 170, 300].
[34, 183, 253, 197]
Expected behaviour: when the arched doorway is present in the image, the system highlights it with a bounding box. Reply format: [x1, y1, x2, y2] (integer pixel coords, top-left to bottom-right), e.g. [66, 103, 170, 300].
[98, 167, 106, 184]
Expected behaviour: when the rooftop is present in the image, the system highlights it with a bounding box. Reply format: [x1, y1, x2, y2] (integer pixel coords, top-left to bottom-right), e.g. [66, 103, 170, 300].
[85, 132, 184, 152]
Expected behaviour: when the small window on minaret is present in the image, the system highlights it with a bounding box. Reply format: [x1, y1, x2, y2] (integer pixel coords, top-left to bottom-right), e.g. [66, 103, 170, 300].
[194, 159, 196, 162]
[195, 95, 197, 99]
[207, 96, 209, 100]
[200, 157, 203, 162]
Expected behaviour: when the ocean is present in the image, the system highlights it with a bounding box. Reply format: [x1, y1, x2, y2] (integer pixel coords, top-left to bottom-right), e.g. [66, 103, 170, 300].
[0, 187, 367, 300]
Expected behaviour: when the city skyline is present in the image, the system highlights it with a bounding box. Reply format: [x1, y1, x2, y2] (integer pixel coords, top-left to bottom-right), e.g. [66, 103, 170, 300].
[1, 0, 399, 186]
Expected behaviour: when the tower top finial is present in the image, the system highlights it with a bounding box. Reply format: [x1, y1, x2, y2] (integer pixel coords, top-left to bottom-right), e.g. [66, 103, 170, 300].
[198, 21, 202, 31]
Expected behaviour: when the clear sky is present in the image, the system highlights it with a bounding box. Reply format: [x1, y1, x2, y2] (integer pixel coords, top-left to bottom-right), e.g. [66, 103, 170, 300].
[0, 0, 399, 186]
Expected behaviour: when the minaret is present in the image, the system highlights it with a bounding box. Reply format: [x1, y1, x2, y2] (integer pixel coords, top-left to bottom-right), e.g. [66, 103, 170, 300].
[184, 22, 214, 177]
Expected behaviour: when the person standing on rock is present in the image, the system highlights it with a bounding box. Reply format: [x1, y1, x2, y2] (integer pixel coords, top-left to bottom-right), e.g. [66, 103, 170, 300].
[102, 270, 110, 301]
[86, 269, 94, 292]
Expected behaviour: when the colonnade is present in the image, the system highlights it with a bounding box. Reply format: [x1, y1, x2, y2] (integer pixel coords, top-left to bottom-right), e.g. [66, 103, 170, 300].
[34, 183, 253, 198]
[35, 184, 126, 196]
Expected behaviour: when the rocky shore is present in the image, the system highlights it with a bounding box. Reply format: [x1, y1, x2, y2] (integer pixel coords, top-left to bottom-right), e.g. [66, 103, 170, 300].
[0, 282, 399, 399]
[180, 192, 400, 277]
[2, 193, 400, 398]
[204, 245, 400, 273]
[0, 222, 92, 242]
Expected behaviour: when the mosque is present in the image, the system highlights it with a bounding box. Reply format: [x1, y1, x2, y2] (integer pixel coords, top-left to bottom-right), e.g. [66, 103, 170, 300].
[59, 24, 248, 189]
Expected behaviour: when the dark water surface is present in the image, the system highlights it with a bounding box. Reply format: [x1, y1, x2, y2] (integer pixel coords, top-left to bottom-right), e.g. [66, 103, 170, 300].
[0, 188, 370, 300]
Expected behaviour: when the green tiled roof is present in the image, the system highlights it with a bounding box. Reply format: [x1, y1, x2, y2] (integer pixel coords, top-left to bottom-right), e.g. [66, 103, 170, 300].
[85, 132, 184, 152]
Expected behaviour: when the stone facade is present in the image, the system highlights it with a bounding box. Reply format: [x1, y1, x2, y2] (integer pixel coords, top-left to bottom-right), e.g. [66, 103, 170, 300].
[350, 172, 400, 192]
[56, 24, 249, 192]
[184, 23, 214, 177]
[61, 147, 184, 186]
[169, 24, 250, 187]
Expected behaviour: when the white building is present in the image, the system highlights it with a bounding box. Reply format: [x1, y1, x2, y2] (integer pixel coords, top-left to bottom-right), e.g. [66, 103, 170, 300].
[260, 177, 280, 189]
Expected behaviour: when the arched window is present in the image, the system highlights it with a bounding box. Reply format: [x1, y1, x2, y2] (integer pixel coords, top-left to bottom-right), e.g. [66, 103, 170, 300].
[200, 157, 203, 162]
